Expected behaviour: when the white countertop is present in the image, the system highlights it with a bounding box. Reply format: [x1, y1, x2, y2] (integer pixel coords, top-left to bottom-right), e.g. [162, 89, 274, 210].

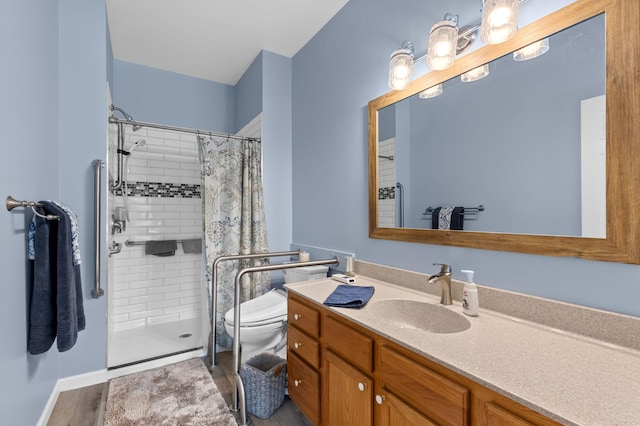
[285, 276, 640, 426]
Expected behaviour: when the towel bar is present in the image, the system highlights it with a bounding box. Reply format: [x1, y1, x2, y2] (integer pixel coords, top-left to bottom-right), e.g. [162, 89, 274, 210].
[5, 196, 60, 220]
[423, 204, 485, 217]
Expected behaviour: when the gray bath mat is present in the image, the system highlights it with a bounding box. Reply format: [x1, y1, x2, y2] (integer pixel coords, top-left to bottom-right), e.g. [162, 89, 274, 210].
[105, 358, 236, 425]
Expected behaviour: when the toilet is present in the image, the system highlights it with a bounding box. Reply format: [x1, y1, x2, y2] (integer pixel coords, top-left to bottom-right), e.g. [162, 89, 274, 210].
[224, 265, 329, 362]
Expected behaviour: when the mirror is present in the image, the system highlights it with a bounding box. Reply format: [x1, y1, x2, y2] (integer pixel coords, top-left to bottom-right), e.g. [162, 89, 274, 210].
[378, 14, 605, 238]
[369, 0, 640, 264]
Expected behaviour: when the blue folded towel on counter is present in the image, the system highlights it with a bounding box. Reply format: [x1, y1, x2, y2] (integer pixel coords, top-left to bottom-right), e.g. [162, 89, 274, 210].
[323, 285, 375, 309]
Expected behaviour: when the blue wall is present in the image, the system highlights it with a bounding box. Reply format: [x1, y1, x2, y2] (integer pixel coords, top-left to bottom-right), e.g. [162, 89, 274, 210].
[113, 60, 235, 132]
[291, 0, 640, 317]
[1, 0, 108, 423]
[262, 51, 293, 255]
[235, 52, 263, 132]
[0, 2, 60, 423]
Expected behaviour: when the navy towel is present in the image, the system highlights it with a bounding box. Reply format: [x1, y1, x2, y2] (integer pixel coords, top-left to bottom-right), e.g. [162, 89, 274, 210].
[29, 202, 85, 354]
[431, 207, 442, 230]
[451, 206, 465, 230]
[28, 208, 56, 354]
[145, 240, 177, 256]
[323, 285, 375, 309]
[181, 239, 202, 254]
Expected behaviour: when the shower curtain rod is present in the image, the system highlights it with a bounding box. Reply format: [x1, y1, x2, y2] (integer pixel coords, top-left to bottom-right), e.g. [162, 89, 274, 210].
[108, 116, 260, 143]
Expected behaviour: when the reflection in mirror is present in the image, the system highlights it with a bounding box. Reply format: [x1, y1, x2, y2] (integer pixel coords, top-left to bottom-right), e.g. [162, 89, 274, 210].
[377, 14, 605, 238]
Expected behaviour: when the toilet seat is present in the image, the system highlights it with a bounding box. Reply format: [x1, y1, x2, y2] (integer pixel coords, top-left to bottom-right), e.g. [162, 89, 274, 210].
[224, 289, 287, 328]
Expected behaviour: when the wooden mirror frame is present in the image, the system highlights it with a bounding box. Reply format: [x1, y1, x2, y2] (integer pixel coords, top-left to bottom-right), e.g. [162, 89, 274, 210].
[368, 0, 640, 264]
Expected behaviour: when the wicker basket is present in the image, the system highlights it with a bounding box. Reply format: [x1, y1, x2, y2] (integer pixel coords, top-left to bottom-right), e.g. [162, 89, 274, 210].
[240, 353, 287, 419]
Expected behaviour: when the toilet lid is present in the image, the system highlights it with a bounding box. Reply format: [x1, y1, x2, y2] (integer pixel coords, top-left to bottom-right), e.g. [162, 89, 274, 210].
[224, 289, 287, 326]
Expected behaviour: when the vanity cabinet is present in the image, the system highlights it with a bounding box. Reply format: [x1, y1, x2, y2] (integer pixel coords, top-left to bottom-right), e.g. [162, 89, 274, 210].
[377, 343, 470, 425]
[287, 292, 561, 426]
[324, 349, 373, 425]
[287, 296, 321, 425]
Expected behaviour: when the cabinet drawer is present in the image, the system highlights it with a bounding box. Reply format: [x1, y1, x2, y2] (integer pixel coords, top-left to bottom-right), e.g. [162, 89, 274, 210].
[379, 344, 470, 426]
[324, 315, 373, 373]
[288, 325, 320, 368]
[288, 297, 320, 338]
[288, 352, 320, 425]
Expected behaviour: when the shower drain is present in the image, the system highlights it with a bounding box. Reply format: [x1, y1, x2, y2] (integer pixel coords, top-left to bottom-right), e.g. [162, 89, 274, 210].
[178, 333, 193, 339]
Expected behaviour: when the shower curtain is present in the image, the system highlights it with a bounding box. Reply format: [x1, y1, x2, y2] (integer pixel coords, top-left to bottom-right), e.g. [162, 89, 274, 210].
[200, 135, 270, 349]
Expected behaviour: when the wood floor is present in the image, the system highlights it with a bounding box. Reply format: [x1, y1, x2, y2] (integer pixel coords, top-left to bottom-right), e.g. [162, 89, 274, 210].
[48, 351, 311, 426]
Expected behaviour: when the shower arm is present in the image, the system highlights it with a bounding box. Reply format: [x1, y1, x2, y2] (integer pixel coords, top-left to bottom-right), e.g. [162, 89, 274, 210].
[230, 256, 340, 426]
[209, 250, 302, 367]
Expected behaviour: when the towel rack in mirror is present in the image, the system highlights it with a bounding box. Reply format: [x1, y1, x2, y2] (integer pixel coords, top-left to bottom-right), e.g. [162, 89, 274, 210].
[423, 205, 485, 217]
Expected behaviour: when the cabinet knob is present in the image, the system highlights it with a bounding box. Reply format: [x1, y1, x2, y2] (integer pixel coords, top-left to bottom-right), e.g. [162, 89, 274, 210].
[358, 382, 367, 392]
[375, 395, 385, 405]
[294, 379, 302, 387]
[294, 342, 302, 349]
[294, 313, 301, 320]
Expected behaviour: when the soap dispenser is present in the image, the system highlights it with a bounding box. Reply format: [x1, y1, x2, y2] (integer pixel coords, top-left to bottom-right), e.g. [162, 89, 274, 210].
[461, 269, 479, 316]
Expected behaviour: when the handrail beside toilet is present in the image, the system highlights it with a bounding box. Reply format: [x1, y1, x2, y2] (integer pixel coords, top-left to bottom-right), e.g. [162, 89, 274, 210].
[231, 257, 340, 426]
[210, 250, 301, 367]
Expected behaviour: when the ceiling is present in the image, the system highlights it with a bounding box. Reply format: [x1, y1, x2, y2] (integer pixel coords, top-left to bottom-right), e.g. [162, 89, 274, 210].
[106, 0, 350, 86]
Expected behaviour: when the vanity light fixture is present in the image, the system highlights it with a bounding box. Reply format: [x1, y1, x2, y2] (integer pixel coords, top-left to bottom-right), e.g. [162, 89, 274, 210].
[388, 41, 415, 90]
[388, 0, 529, 90]
[480, 0, 520, 44]
[461, 64, 490, 82]
[419, 84, 443, 99]
[513, 37, 549, 61]
[427, 14, 459, 71]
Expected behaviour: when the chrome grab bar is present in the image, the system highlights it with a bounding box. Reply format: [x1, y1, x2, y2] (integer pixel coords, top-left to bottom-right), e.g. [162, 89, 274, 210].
[209, 250, 301, 367]
[231, 257, 340, 426]
[91, 160, 104, 298]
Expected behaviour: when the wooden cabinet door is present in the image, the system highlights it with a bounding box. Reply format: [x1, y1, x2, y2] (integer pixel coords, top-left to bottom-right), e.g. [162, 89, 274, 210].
[485, 402, 536, 426]
[325, 350, 373, 426]
[376, 390, 438, 426]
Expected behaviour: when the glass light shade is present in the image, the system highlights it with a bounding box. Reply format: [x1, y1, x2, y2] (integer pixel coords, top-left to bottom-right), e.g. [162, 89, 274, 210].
[388, 49, 415, 90]
[480, 0, 519, 44]
[427, 21, 458, 70]
[513, 38, 550, 61]
[419, 84, 443, 99]
[461, 64, 490, 82]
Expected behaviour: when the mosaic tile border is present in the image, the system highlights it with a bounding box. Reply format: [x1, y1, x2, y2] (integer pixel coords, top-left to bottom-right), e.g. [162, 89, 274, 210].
[378, 186, 395, 200]
[113, 182, 201, 198]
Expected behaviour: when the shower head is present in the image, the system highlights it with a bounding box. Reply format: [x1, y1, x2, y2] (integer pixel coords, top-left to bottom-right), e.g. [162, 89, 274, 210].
[128, 139, 146, 153]
[110, 104, 142, 131]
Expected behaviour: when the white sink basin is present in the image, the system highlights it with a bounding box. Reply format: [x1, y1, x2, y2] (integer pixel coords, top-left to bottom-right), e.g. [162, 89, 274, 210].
[367, 299, 471, 334]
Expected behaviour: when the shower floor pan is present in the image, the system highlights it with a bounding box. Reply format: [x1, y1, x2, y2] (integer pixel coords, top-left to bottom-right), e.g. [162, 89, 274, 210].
[108, 317, 203, 368]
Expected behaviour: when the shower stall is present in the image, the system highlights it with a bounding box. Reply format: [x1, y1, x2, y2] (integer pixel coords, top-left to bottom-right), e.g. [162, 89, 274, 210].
[106, 106, 263, 368]
[106, 117, 206, 368]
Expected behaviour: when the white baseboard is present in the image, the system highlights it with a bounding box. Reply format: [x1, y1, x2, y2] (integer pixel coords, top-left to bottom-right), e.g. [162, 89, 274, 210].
[36, 368, 108, 426]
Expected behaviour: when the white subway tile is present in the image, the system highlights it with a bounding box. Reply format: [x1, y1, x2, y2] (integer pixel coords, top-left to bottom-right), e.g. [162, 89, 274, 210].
[129, 294, 164, 305]
[113, 288, 147, 299]
[113, 303, 148, 315]
[147, 299, 181, 310]
[129, 309, 165, 321]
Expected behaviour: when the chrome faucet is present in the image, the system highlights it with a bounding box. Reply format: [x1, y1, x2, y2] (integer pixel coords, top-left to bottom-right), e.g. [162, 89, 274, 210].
[428, 263, 453, 305]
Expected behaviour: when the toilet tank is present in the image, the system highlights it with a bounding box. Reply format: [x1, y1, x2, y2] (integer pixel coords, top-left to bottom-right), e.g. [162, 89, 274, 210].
[283, 265, 329, 284]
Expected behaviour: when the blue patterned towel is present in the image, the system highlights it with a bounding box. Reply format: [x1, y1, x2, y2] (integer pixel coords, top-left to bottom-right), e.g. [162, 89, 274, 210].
[323, 285, 375, 309]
